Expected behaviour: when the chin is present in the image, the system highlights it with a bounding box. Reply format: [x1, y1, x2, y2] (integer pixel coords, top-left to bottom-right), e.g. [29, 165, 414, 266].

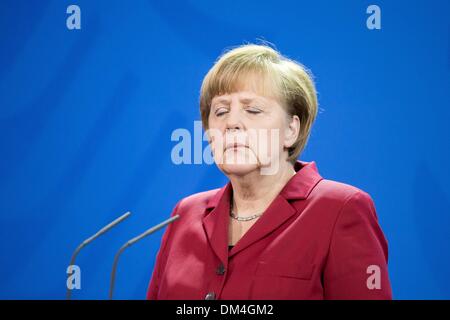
[219, 162, 260, 176]
[215, 148, 262, 176]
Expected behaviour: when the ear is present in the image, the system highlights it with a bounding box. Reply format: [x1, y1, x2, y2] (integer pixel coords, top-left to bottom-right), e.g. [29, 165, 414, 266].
[284, 115, 300, 149]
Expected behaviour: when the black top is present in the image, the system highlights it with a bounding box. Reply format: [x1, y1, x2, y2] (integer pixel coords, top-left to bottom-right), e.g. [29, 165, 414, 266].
[228, 245, 234, 250]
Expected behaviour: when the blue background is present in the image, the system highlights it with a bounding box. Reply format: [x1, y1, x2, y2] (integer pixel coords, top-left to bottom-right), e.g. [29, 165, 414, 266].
[0, 0, 449, 299]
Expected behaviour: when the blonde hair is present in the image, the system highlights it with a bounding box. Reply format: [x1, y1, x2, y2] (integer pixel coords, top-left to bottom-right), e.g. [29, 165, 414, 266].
[199, 43, 318, 164]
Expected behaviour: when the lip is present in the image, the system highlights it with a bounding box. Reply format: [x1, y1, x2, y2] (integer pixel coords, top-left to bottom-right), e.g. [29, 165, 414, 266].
[224, 143, 248, 151]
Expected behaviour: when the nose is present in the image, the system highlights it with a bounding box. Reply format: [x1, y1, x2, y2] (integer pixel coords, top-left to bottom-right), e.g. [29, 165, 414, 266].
[225, 105, 243, 132]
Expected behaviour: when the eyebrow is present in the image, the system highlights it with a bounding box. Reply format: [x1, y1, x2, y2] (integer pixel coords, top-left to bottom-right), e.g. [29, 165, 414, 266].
[212, 97, 231, 105]
[212, 96, 259, 106]
[240, 97, 256, 104]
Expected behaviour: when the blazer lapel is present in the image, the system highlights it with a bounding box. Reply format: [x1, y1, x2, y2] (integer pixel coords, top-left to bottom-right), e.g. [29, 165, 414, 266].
[202, 183, 232, 266]
[202, 161, 323, 262]
[228, 195, 297, 257]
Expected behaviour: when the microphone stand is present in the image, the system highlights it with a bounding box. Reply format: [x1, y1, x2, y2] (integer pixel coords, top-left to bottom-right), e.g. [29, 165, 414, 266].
[109, 214, 180, 300]
[66, 211, 131, 300]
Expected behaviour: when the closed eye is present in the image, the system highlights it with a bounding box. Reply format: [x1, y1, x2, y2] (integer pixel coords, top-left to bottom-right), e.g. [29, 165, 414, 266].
[245, 106, 262, 114]
[215, 107, 228, 117]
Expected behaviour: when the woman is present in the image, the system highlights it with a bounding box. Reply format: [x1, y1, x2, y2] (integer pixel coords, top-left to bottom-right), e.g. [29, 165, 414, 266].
[147, 44, 392, 300]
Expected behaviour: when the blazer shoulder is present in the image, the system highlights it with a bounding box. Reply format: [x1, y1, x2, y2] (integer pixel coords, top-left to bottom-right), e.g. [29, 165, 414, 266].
[314, 178, 374, 205]
[175, 188, 221, 215]
[311, 179, 380, 233]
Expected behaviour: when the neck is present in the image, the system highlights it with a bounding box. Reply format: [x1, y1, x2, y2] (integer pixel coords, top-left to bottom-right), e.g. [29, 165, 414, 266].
[229, 160, 296, 217]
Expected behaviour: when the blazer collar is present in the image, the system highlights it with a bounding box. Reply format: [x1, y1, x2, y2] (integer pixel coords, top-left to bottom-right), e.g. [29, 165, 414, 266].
[202, 160, 323, 264]
[206, 160, 322, 209]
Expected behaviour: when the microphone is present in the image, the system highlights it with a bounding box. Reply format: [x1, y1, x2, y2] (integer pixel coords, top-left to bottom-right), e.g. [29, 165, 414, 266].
[108, 214, 180, 300]
[66, 211, 132, 300]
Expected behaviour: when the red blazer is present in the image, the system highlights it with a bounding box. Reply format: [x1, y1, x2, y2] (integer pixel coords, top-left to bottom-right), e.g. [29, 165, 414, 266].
[147, 161, 392, 300]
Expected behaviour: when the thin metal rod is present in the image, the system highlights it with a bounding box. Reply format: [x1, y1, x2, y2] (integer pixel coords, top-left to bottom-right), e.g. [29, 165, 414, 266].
[66, 211, 131, 300]
[109, 214, 180, 300]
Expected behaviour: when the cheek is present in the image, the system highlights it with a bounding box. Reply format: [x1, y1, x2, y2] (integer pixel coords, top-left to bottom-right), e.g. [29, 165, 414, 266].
[208, 133, 224, 156]
[248, 121, 285, 156]
[243, 131, 281, 166]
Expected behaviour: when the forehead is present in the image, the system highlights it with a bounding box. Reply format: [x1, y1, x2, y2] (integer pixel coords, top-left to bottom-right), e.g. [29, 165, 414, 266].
[210, 71, 281, 105]
[211, 91, 269, 104]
